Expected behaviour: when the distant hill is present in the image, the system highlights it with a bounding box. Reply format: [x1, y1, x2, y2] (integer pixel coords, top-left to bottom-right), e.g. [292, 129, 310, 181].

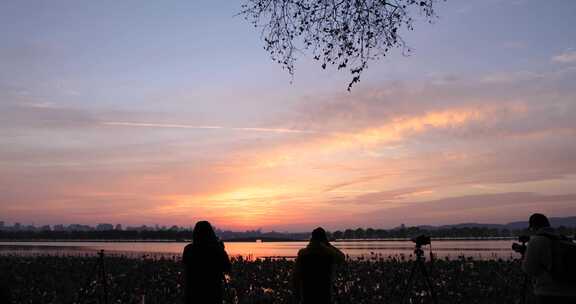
[420, 216, 576, 230]
[505, 216, 576, 230]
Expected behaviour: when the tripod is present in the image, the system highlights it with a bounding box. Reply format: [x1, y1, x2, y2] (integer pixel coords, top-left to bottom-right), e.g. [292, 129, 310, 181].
[76, 250, 109, 304]
[400, 244, 438, 304]
[518, 248, 530, 304]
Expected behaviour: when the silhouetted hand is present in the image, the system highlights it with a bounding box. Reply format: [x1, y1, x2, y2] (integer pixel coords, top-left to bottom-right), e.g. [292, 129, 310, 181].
[512, 243, 526, 255]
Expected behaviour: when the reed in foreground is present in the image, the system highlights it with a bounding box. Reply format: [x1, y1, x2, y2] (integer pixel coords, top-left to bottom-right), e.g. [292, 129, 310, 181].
[0, 253, 527, 304]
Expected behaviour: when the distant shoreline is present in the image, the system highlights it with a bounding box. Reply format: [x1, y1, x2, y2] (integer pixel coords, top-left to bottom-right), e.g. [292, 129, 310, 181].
[0, 236, 518, 243]
[0, 238, 519, 260]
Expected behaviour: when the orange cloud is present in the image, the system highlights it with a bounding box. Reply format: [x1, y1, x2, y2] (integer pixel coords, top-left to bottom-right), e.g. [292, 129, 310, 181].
[251, 105, 522, 169]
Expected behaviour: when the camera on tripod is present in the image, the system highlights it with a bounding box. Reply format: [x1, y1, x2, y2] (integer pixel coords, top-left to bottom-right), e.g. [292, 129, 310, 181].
[512, 235, 530, 255]
[401, 234, 437, 304]
[412, 234, 431, 247]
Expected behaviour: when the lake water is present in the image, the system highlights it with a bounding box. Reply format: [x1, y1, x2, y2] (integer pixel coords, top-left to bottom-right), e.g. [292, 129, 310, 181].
[0, 239, 519, 260]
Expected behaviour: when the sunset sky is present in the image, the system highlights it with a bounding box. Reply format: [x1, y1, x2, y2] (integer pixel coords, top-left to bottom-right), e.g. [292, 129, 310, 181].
[1, 0, 576, 231]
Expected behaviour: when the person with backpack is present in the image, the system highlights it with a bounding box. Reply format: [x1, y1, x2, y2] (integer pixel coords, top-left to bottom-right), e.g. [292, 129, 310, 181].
[522, 213, 576, 304]
[292, 227, 345, 304]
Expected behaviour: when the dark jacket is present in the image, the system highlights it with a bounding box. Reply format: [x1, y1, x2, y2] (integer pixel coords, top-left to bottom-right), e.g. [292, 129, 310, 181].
[182, 241, 231, 304]
[293, 241, 345, 304]
[522, 227, 576, 296]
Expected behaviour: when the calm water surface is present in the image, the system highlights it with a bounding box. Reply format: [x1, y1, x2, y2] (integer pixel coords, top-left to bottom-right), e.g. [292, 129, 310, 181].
[0, 240, 518, 259]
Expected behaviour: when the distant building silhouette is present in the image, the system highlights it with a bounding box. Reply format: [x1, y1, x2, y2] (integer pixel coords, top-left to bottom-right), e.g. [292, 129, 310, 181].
[96, 223, 114, 231]
[39, 225, 51, 231]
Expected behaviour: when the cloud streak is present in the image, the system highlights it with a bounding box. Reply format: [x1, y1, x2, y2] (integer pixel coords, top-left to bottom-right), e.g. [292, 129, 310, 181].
[101, 121, 318, 134]
[552, 50, 576, 64]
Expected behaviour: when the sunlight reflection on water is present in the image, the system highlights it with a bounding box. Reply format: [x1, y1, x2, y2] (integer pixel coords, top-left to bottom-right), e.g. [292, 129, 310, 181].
[0, 239, 518, 260]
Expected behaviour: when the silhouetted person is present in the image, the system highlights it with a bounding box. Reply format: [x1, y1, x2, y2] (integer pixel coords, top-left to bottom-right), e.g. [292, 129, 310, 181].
[293, 227, 345, 304]
[182, 221, 231, 304]
[522, 213, 576, 304]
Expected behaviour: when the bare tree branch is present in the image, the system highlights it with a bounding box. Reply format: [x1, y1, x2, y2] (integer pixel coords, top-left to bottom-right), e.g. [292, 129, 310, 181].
[240, 0, 441, 90]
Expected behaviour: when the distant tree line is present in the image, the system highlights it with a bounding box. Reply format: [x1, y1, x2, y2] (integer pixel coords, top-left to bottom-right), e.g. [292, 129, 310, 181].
[1, 225, 575, 241]
[0, 230, 308, 241]
[0, 230, 195, 241]
[329, 226, 576, 240]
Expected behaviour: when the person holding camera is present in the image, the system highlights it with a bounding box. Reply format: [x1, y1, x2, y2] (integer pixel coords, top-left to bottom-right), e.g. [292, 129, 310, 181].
[182, 221, 231, 304]
[521, 213, 576, 304]
[293, 227, 345, 304]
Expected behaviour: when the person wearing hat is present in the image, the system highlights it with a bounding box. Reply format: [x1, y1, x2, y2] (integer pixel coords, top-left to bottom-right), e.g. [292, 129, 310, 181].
[522, 213, 576, 304]
[293, 227, 345, 304]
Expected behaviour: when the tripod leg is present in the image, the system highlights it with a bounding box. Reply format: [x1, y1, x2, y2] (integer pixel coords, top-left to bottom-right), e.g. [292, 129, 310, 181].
[76, 256, 101, 304]
[401, 261, 419, 304]
[102, 258, 109, 304]
[418, 260, 438, 304]
[98, 251, 109, 304]
[520, 274, 529, 304]
[99, 254, 104, 304]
